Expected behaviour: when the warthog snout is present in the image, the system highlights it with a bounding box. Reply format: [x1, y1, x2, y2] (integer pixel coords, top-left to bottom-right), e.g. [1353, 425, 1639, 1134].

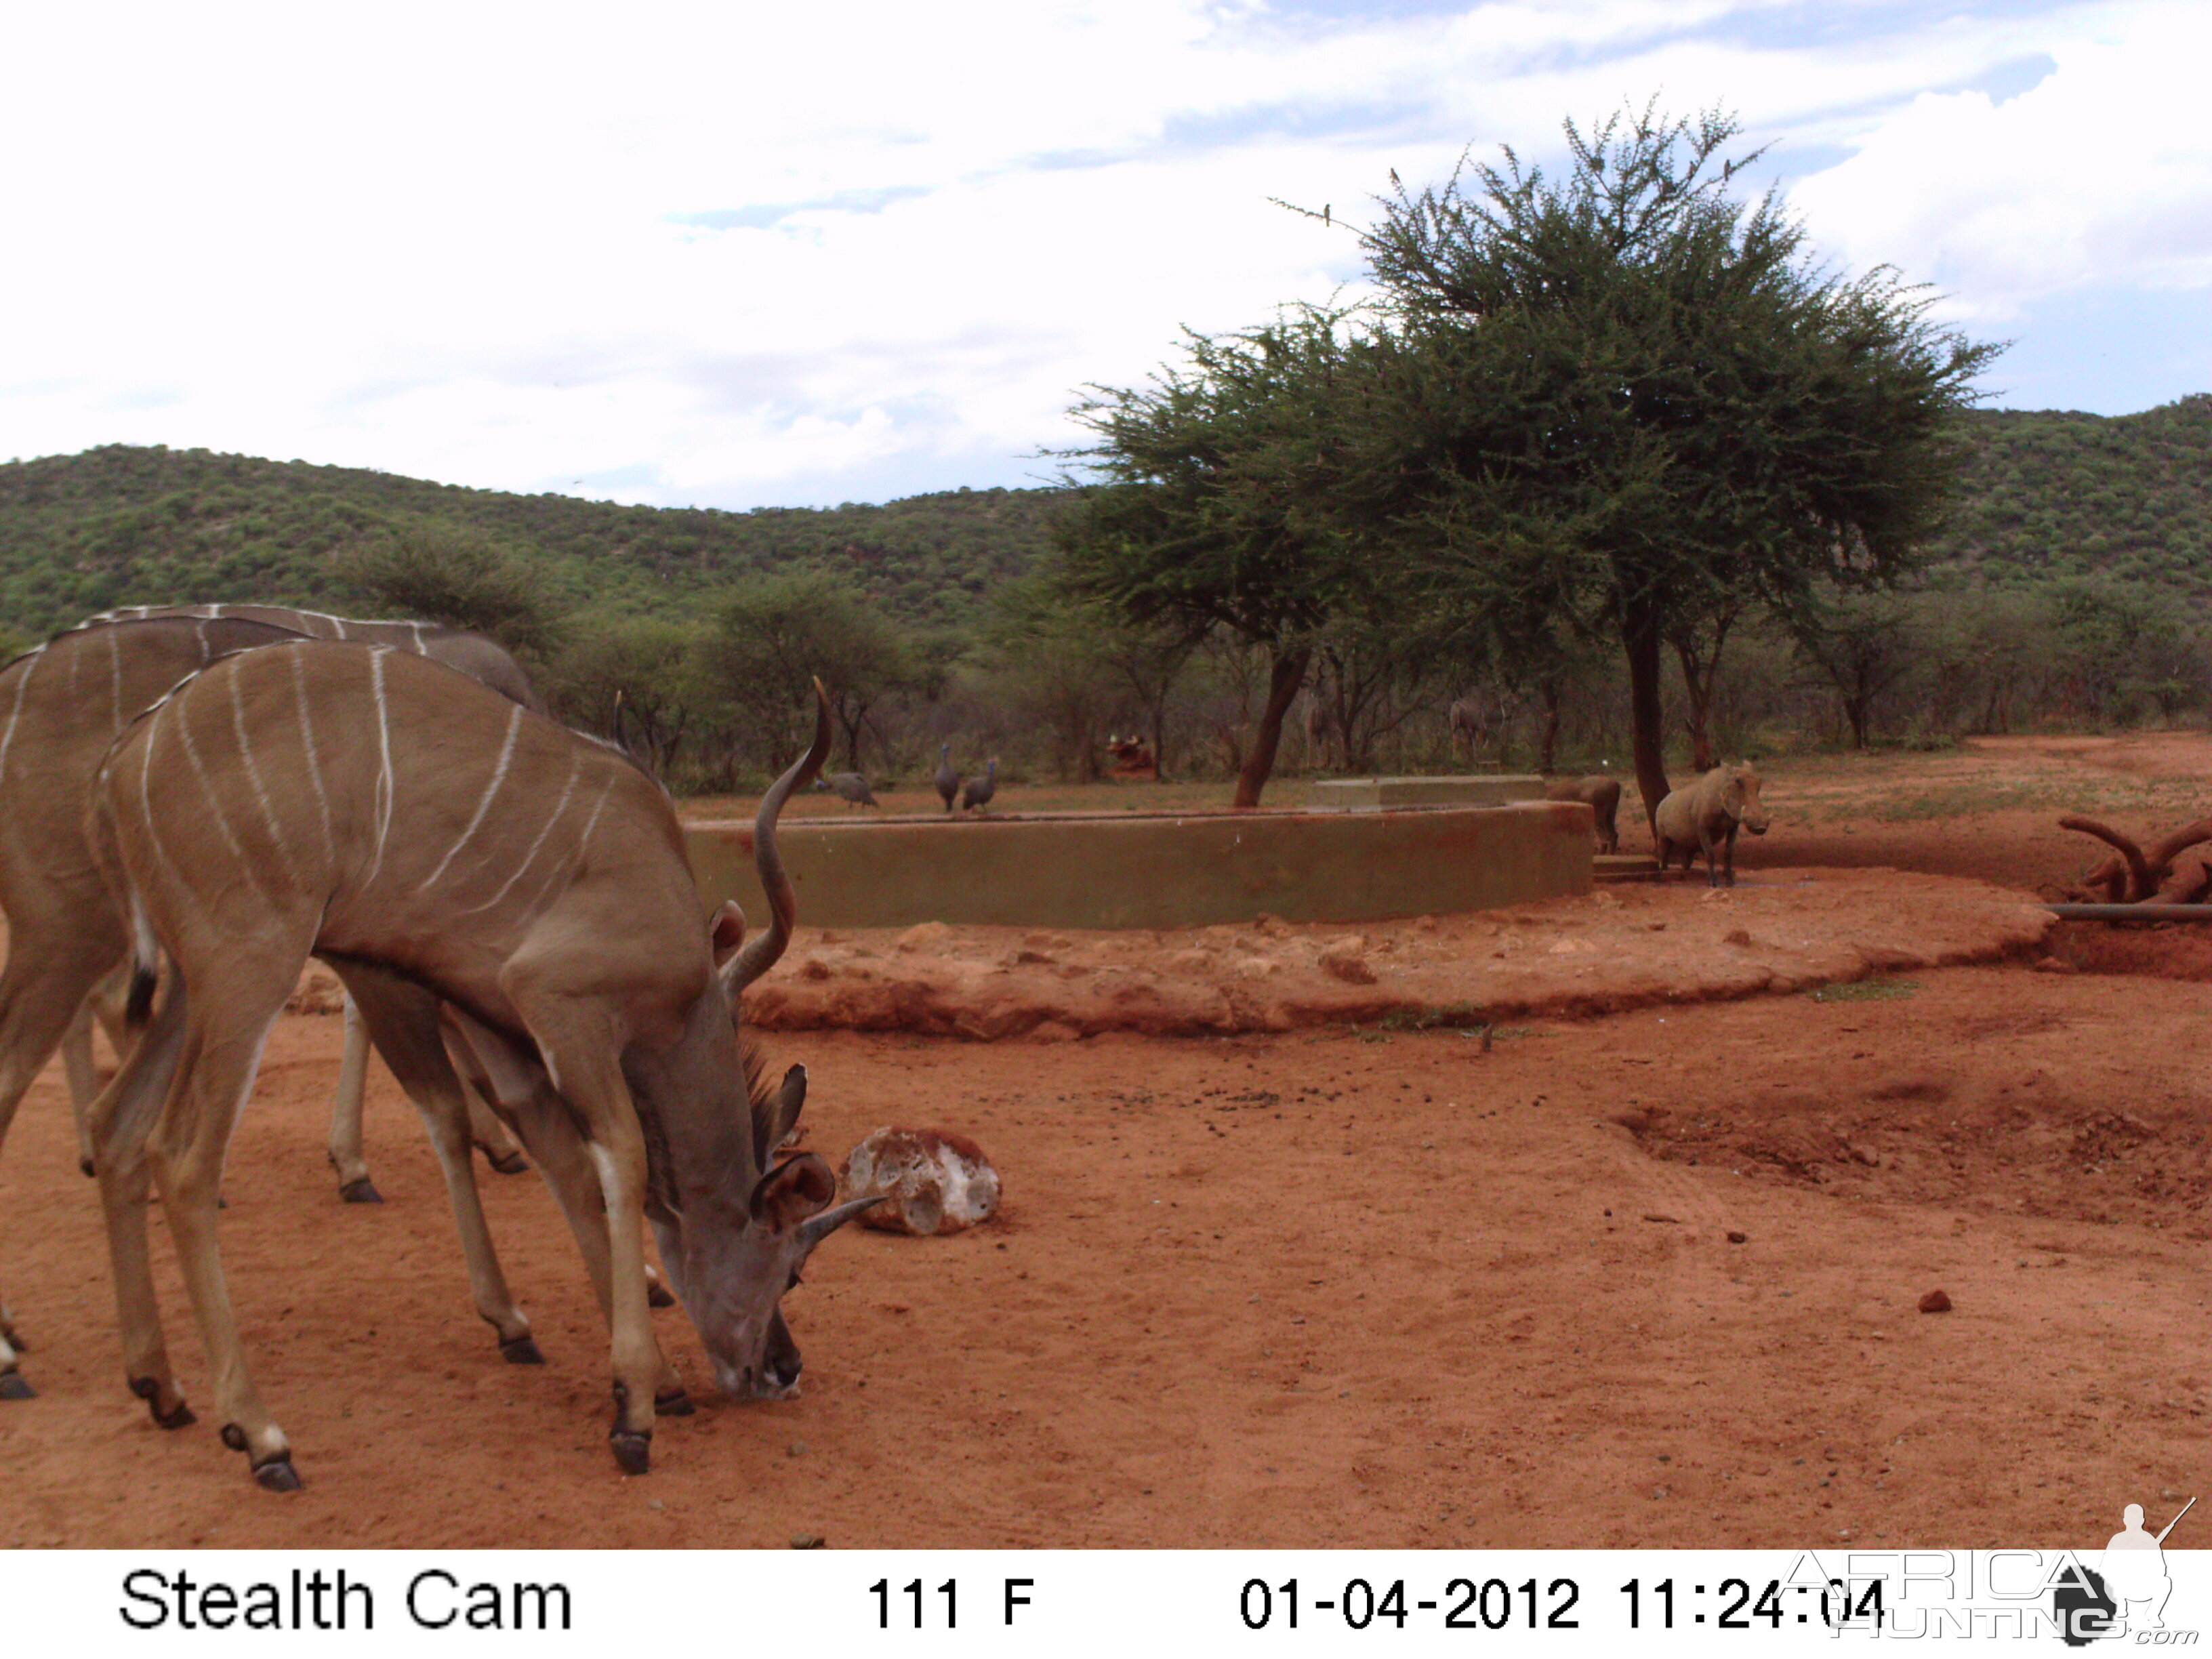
[1733, 771, 1769, 835]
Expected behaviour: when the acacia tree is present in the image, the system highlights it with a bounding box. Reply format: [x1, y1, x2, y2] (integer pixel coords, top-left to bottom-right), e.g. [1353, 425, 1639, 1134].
[1357, 101, 2001, 825]
[697, 568, 920, 773]
[339, 524, 567, 661]
[1052, 308, 1398, 806]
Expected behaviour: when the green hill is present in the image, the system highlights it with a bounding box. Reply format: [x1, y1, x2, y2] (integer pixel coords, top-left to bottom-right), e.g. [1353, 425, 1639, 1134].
[3, 394, 2209, 642]
[1928, 394, 2212, 594]
[0, 443, 1064, 640]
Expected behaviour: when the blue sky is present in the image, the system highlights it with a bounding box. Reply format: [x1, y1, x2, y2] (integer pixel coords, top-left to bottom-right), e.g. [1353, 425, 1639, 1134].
[2, 0, 2205, 510]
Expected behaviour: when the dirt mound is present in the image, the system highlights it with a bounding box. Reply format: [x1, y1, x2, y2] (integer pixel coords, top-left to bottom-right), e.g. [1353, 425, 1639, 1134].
[747, 869, 2051, 1038]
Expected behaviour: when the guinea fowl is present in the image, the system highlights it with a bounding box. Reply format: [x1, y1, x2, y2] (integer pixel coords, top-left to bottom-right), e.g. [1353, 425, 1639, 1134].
[961, 758, 998, 813]
[815, 772, 880, 808]
[935, 743, 959, 813]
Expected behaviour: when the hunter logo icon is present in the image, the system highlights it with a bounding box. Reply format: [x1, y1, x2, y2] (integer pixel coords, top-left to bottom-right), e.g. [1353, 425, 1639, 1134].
[2053, 1494, 2194, 1645]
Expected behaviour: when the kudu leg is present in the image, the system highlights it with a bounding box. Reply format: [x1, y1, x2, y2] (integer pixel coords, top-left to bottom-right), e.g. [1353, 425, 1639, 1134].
[62, 1003, 102, 1176]
[466, 1084, 529, 1176]
[502, 1003, 661, 1473]
[326, 997, 379, 1203]
[85, 977, 194, 1428]
[325, 966, 537, 1359]
[145, 960, 308, 1490]
[0, 922, 128, 1395]
[440, 1012, 687, 1394]
[329, 994, 529, 1203]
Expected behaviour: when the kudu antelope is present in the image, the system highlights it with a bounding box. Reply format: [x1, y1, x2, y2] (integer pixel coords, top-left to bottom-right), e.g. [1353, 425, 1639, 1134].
[2, 610, 529, 1194]
[84, 642, 872, 1486]
[0, 616, 536, 1399]
[66, 605, 538, 1197]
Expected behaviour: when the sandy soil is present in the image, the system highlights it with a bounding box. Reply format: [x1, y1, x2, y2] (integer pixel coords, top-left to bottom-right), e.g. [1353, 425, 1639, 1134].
[3, 733, 2211, 1548]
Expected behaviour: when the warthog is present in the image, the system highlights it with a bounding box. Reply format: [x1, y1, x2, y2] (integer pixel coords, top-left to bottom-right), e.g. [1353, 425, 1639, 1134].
[1544, 776, 1622, 854]
[1654, 762, 1769, 887]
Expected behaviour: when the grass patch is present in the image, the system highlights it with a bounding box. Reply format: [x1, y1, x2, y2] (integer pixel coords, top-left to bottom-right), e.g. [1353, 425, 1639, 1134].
[1805, 977, 1922, 1003]
[1376, 1003, 1488, 1032]
[1868, 782, 2056, 821]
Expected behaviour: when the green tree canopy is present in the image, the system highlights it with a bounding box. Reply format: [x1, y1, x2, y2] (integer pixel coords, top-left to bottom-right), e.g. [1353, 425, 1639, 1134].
[1051, 307, 1412, 804]
[1355, 100, 2001, 817]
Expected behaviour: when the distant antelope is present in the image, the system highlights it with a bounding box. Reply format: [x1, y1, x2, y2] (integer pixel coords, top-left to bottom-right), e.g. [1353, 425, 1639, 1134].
[82, 644, 873, 1486]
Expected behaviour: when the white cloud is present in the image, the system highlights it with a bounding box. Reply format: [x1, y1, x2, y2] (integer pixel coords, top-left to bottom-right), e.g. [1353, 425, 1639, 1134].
[1784, 1, 2212, 321]
[0, 0, 2199, 508]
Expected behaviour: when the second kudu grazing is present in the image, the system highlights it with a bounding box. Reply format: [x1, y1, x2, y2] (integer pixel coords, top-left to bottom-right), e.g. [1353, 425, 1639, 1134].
[84, 641, 876, 1487]
[66, 610, 537, 1194]
[1652, 762, 1769, 887]
[0, 615, 544, 1399]
[76, 605, 539, 1197]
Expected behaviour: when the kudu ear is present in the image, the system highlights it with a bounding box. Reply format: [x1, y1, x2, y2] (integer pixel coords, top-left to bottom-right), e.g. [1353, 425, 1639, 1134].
[750, 1152, 838, 1230]
[752, 1066, 805, 1168]
[710, 900, 747, 970]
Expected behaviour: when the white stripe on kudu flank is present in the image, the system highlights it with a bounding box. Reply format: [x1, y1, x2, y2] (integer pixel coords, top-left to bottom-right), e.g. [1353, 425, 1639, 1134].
[230, 663, 297, 883]
[520, 768, 617, 913]
[363, 649, 396, 883]
[466, 751, 579, 914]
[108, 626, 123, 734]
[288, 647, 335, 859]
[173, 687, 262, 895]
[0, 645, 44, 780]
[422, 703, 523, 890]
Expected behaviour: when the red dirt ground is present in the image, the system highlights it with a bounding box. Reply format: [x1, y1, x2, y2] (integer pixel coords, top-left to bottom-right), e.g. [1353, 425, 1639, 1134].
[4, 733, 2211, 1549]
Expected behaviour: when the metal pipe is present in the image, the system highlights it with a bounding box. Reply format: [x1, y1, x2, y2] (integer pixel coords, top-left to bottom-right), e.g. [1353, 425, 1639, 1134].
[2046, 903, 2212, 922]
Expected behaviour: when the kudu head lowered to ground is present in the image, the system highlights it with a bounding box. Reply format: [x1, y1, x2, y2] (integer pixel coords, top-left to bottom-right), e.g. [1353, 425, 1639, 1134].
[87, 640, 869, 1483]
[621, 722, 884, 1400]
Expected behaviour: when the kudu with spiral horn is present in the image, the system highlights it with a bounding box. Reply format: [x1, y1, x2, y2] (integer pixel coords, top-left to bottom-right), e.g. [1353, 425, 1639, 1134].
[84, 640, 874, 1487]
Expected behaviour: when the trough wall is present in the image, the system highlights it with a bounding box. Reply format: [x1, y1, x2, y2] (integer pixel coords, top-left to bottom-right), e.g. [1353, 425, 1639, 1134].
[687, 801, 1593, 930]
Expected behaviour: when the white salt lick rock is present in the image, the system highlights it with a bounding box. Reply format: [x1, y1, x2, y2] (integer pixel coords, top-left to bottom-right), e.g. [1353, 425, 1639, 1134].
[844, 1128, 1002, 1235]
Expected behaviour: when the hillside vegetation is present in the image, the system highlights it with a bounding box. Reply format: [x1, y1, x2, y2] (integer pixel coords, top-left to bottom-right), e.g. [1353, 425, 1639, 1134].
[5, 397, 2210, 643]
[1, 394, 2207, 789]
[0, 442, 1060, 640]
[1934, 394, 2212, 596]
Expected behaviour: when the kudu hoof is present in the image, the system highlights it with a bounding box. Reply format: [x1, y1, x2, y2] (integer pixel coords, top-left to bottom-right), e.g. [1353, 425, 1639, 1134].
[131, 1375, 194, 1429]
[338, 1179, 384, 1205]
[654, 1387, 695, 1417]
[251, 1456, 304, 1493]
[609, 1431, 653, 1475]
[647, 1282, 677, 1310]
[499, 1334, 546, 1366]
[487, 1150, 530, 1176]
[0, 1370, 35, 1401]
[221, 1422, 249, 1451]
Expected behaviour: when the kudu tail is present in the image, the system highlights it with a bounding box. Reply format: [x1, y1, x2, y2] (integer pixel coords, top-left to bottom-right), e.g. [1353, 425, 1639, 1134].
[124, 896, 160, 1029]
[726, 679, 832, 996]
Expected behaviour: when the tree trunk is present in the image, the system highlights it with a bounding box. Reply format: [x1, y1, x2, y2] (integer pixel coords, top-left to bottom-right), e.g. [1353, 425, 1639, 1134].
[1235, 647, 1311, 808]
[1538, 678, 1561, 775]
[1622, 599, 1671, 835]
[1672, 611, 1733, 773]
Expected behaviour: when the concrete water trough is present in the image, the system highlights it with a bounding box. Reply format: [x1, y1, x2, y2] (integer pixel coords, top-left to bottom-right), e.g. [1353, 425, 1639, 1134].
[1307, 774, 1547, 811]
[687, 801, 1593, 931]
